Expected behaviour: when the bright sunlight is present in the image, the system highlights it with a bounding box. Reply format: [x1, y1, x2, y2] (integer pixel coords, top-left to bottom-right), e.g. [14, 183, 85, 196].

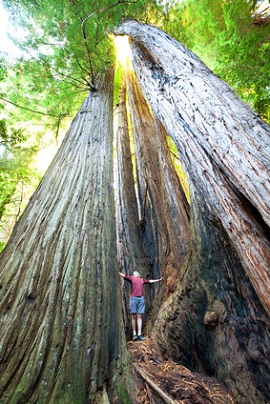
[114, 35, 132, 68]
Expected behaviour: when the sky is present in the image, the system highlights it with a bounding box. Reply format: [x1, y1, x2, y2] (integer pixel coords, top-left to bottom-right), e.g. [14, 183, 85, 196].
[0, 0, 22, 58]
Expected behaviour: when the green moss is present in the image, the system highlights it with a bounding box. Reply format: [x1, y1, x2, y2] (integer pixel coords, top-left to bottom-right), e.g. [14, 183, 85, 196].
[0, 241, 6, 252]
[115, 381, 132, 404]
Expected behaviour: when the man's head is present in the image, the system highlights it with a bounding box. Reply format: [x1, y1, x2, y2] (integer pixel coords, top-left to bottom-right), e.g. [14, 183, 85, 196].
[133, 271, 140, 277]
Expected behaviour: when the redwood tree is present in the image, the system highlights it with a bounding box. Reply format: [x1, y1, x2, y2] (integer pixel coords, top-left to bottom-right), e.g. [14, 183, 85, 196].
[0, 72, 130, 402]
[116, 20, 270, 402]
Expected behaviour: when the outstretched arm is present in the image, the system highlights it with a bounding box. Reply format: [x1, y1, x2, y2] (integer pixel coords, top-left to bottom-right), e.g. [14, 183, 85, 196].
[119, 272, 126, 278]
[149, 277, 163, 284]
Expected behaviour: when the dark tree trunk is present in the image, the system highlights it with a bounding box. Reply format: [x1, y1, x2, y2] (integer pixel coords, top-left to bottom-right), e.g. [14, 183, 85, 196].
[116, 20, 270, 402]
[0, 72, 129, 403]
[116, 66, 190, 336]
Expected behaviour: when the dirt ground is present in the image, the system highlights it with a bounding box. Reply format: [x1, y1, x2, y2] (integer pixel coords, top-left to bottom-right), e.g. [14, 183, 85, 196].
[127, 337, 235, 404]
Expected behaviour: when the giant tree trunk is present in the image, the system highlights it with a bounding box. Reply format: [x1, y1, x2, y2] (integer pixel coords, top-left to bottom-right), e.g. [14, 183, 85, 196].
[116, 21, 270, 316]
[116, 21, 270, 402]
[116, 66, 190, 334]
[0, 72, 128, 403]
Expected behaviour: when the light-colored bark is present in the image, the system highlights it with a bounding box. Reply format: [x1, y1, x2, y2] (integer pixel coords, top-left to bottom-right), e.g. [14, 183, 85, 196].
[0, 72, 126, 403]
[116, 20, 270, 316]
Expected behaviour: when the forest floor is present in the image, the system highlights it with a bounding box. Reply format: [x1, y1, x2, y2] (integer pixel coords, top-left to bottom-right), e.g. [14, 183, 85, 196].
[127, 337, 235, 403]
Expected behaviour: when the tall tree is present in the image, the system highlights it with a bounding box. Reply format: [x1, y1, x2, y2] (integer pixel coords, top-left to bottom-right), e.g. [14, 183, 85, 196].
[116, 20, 270, 401]
[116, 20, 270, 313]
[0, 72, 132, 402]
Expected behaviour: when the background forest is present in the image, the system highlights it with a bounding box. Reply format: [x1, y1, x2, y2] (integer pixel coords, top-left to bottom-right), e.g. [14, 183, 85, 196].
[0, 0, 269, 250]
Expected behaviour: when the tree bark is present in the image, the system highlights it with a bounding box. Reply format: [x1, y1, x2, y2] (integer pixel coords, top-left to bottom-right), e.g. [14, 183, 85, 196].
[115, 20, 270, 402]
[0, 71, 128, 403]
[1, 19, 270, 404]
[116, 20, 270, 317]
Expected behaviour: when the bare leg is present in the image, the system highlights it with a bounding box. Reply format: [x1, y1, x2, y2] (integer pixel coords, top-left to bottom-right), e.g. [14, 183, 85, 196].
[137, 314, 146, 340]
[131, 314, 137, 336]
[137, 314, 142, 336]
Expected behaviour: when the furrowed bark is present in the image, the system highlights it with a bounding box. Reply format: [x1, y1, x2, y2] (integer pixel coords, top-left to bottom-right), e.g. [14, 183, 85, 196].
[115, 20, 270, 317]
[0, 71, 127, 403]
[115, 21, 270, 402]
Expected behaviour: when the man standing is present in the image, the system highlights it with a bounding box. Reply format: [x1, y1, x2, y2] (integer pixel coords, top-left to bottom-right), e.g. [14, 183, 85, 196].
[119, 271, 163, 341]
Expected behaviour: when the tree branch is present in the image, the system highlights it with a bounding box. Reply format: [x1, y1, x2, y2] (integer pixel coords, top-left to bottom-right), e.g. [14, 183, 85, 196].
[133, 364, 175, 404]
[0, 97, 69, 138]
[80, 0, 140, 87]
[54, 70, 86, 87]
[74, 54, 90, 75]
[81, 0, 140, 29]
[80, 16, 95, 85]
[0, 97, 59, 118]
[170, 149, 182, 162]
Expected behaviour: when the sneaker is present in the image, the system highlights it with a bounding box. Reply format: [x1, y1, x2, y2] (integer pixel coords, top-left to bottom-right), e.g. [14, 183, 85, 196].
[137, 335, 146, 341]
[133, 335, 138, 341]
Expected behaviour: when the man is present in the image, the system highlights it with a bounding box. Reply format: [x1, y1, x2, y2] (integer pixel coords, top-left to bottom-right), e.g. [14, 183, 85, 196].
[119, 271, 163, 341]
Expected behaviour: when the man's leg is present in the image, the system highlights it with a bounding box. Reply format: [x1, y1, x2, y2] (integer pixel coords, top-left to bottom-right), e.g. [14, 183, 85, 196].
[137, 314, 145, 340]
[131, 314, 138, 340]
[137, 314, 142, 336]
[137, 298, 146, 341]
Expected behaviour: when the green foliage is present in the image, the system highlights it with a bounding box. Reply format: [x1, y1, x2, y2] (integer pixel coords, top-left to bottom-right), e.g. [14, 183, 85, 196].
[0, 241, 6, 252]
[0, 119, 41, 233]
[0, 56, 8, 84]
[2, 0, 161, 89]
[0, 119, 26, 146]
[114, 62, 125, 106]
[1, 0, 162, 129]
[115, 381, 132, 404]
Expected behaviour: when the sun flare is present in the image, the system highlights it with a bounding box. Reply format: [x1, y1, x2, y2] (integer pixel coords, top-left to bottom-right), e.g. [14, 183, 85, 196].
[114, 35, 131, 68]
